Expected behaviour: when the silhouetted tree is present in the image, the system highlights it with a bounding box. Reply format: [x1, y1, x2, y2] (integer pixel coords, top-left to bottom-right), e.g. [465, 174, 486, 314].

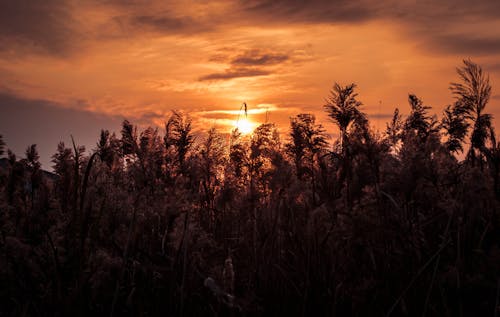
[197, 127, 226, 230]
[52, 142, 74, 213]
[228, 128, 248, 180]
[6, 150, 24, 206]
[121, 119, 138, 156]
[324, 83, 366, 210]
[1, 60, 499, 317]
[385, 108, 403, 152]
[404, 94, 437, 141]
[25, 144, 41, 208]
[441, 103, 470, 153]
[70, 137, 85, 212]
[167, 111, 194, 176]
[287, 113, 327, 204]
[324, 83, 366, 153]
[450, 59, 493, 165]
[97, 129, 121, 170]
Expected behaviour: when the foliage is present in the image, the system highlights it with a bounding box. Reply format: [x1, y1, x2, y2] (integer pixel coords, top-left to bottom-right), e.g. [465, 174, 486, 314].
[0, 62, 499, 316]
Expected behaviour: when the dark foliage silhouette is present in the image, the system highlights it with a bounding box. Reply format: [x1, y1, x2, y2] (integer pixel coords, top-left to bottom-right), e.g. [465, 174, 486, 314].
[0, 60, 499, 316]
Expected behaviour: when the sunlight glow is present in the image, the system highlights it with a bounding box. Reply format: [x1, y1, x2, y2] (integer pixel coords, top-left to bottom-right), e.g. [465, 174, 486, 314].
[234, 118, 255, 134]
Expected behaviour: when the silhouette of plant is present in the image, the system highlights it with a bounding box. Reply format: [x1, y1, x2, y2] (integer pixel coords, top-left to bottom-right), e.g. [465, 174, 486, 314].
[450, 59, 493, 165]
[0, 60, 499, 317]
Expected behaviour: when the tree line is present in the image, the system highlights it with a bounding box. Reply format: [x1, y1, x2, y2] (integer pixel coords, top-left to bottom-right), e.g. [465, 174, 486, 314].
[0, 60, 499, 316]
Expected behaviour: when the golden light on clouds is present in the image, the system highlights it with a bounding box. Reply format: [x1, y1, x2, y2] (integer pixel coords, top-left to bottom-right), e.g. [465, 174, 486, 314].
[1, 0, 500, 166]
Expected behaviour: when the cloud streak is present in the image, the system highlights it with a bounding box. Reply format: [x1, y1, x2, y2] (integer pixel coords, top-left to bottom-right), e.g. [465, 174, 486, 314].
[199, 68, 270, 81]
[199, 49, 292, 81]
[231, 50, 289, 66]
[426, 34, 500, 56]
[240, 0, 379, 24]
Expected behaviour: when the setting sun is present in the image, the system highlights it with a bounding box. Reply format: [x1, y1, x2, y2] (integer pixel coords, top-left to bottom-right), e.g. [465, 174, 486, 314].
[234, 118, 255, 134]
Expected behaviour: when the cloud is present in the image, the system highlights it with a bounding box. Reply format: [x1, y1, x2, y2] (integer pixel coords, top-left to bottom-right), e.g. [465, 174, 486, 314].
[239, 0, 500, 27]
[132, 14, 195, 31]
[200, 49, 292, 81]
[384, 1, 500, 56]
[231, 50, 289, 66]
[1, 0, 500, 156]
[3, 0, 500, 60]
[199, 68, 270, 81]
[124, 12, 212, 35]
[240, 0, 378, 24]
[429, 35, 500, 56]
[0, 0, 81, 57]
[238, 0, 500, 58]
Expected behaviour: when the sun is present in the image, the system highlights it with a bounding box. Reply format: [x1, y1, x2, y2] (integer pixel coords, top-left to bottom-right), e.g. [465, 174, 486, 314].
[234, 118, 255, 134]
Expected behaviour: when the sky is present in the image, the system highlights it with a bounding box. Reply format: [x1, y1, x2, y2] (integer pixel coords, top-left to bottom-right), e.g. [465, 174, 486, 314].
[1, 0, 500, 168]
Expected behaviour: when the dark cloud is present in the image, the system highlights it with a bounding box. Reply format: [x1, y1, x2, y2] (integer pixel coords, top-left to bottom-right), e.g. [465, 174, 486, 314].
[239, 0, 500, 57]
[0, 0, 81, 57]
[420, 34, 500, 56]
[128, 13, 211, 34]
[240, 0, 378, 24]
[2, 0, 499, 59]
[0, 1, 210, 57]
[0, 92, 122, 168]
[133, 15, 191, 31]
[382, 1, 500, 56]
[428, 0, 500, 20]
[239, 0, 500, 26]
[199, 68, 270, 81]
[94, 0, 154, 6]
[200, 49, 291, 81]
[232, 50, 289, 66]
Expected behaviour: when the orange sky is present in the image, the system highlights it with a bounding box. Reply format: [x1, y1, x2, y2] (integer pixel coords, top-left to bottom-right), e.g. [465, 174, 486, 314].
[1, 0, 500, 167]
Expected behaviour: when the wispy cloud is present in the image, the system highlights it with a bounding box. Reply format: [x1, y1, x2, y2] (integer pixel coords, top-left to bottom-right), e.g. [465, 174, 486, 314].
[121, 12, 213, 35]
[240, 0, 379, 24]
[199, 49, 292, 81]
[199, 68, 270, 81]
[231, 50, 289, 66]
